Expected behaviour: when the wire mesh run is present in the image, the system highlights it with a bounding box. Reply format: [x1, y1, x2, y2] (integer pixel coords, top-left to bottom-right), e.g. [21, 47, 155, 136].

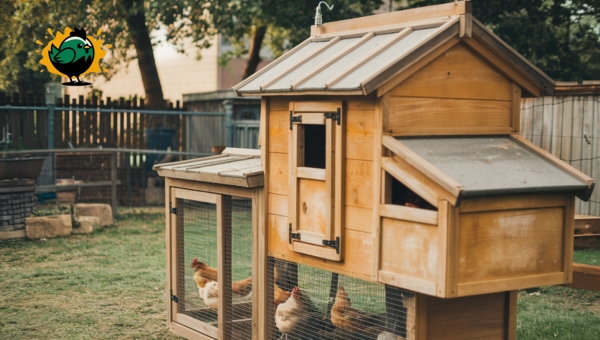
[178, 198, 218, 325]
[270, 258, 415, 340]
[226, 196, 253, 339]
[177, 195, 253, 339]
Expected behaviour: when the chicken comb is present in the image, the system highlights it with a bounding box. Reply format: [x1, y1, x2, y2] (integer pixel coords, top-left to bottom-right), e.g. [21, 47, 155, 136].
[191, 257, 198, 267]
[70, 27, 87, 39]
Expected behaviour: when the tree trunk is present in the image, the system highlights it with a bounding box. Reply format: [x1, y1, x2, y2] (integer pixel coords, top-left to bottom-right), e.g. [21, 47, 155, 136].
[242, 25, 267, 80]
[123, 0, 167, 128]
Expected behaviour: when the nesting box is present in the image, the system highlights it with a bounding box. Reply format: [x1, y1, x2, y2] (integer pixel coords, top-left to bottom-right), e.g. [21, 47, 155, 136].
[234, 0, 594, 299]
[155, 148, 264, 340]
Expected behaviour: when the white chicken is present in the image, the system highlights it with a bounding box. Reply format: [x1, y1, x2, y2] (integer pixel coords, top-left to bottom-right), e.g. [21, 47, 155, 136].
[202, 278, 253, 309]
[275, 286, 319, 338]
[203, 281, 219, 309]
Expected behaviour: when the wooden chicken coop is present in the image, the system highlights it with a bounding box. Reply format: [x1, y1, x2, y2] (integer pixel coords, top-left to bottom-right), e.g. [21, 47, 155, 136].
[159, 2, 595, 340]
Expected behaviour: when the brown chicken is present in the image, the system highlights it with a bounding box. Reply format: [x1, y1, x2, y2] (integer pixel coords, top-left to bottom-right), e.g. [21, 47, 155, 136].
[191, 258, 218, 291]
[331, 285, 379, 332]
[191, 258, 252, 296]
[273, 267, 291, 312]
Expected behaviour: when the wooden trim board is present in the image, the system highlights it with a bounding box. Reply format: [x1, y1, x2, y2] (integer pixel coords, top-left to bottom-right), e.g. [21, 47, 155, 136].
[383, 135, 463, 198]
[311, 1, 470, 36]
[567, 263, 600, 292]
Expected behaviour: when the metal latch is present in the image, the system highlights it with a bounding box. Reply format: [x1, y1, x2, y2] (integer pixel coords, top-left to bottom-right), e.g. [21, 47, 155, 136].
[322, 237, 340, 254]
[170, 290, 178, 303]
[289, 223, 301, 244]
[169, 202, 177, 215]
[324, 108, 341, 125]
[290, 111, 302, 130]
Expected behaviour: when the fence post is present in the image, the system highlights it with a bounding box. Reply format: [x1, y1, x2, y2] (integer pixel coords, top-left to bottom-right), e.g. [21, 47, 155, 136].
[47, 103, 55, 149]
[224, 100, 234, 147]
[111, 152, 118, 216]
[126, 151, 131, 207]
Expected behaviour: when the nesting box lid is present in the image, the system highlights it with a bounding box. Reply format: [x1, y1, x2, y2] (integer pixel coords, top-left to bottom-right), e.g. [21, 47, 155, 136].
[153, 148, 263, 188]
[386, 135, 594, 202]
[234, 1, 554, 97]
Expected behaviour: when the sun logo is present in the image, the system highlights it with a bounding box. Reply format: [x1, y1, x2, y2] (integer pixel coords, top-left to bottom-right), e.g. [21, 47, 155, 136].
[38, 27, 111, 86]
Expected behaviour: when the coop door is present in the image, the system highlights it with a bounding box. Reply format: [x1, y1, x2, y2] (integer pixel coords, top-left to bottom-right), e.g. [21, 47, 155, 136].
[289, 101, 344, 261]
[169, 188, 254, 340]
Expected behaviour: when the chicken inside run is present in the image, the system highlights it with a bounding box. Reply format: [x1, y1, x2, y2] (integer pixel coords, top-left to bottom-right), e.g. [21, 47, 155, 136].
[172, 189, 410, 340]
[190, 258, 411, 340]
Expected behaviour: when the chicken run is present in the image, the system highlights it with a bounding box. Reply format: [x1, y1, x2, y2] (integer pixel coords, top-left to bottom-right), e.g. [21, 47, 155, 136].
[155, 1, 595, 339]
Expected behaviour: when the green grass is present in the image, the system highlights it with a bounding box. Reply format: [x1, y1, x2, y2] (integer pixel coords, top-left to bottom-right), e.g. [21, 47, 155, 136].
[574, 249, 600, 266]
[1, 210, 600, 339]
[0, 209, 180, 340]
[517, 286, 600, 339]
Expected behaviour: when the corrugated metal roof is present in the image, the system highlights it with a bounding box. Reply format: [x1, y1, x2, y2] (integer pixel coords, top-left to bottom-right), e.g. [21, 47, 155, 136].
[235, 16, 458, 96]
[154, 148, 263, 188]
[396, 137, 588, 197]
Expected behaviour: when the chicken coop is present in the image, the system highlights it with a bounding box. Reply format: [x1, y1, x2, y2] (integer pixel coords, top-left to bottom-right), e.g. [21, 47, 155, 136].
[159, 1, 595, 340]
[155, 148, 264, 340]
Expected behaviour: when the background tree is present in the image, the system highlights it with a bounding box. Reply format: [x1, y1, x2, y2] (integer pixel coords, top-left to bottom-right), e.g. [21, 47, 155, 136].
[211, 0, 384, 79]
[0, 0, 384, 108]
[0, 0, 56, 97]
[400, 0, 600, 81]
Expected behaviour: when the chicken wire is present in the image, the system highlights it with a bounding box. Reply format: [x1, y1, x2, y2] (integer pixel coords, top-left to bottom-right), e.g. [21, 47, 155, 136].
[176, 196, 253, 339]
[177, 198, 218, 325]
[269, 258, 415, 340]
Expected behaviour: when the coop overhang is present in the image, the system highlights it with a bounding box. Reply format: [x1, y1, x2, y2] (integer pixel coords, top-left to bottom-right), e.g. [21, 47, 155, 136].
[383, 135, 594, 204]
[234, 1, 554, 98]
[153, 148, 264, 188]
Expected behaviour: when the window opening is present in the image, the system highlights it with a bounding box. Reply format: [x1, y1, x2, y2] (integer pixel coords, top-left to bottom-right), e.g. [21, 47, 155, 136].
[303, 124, 326, 169]
[390, 176, 436, 211]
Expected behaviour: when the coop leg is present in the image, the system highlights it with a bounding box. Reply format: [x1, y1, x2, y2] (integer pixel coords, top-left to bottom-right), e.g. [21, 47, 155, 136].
[274, 259, 298, 292]
[321, 272, 339, 332]
[385, 285, 409, 337]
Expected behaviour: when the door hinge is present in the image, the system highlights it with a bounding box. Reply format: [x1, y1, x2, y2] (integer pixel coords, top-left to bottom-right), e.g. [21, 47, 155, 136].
[289, 223, 301, 244]
[169, 202, 177, 215]
[324, 108, 341, 125]
[322, 237, 340, 254]
[290, 111, 302, 130]
[170, 290, 178, 303]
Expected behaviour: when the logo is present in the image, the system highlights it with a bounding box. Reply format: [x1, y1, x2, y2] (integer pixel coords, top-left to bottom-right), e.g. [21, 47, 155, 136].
[38, 27, 110, 86]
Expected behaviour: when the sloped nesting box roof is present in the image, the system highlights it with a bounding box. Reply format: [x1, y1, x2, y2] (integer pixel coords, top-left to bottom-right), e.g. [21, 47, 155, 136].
[153, 148, 263, 188]
[387, 136, 594, 201]
[234, 11, 554, 97]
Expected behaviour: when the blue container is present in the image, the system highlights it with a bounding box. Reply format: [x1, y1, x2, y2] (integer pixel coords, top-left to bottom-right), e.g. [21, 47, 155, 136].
[145, 128, 176, 174]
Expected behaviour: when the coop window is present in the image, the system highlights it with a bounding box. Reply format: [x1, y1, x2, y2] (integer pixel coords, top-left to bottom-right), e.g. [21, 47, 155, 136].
[302, 124, 326, 169]
[289, 101, 344, 261]
[388, 174, 436, 211]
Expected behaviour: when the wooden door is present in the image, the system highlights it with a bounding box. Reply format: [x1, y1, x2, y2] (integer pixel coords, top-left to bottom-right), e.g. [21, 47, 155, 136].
[168, 188, 233, 340]
[288, 101, 344, 261]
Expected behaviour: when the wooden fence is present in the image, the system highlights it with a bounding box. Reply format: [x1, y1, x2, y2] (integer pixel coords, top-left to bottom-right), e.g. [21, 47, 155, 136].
[521, 85, 600, 216]
[0, 92, 187, 154]
[0, 92, 48, 149]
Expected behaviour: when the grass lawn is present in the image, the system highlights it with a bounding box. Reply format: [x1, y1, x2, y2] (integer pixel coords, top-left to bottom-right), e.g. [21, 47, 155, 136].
[1, 209, 600, 339]
[0, 208, 180, 340]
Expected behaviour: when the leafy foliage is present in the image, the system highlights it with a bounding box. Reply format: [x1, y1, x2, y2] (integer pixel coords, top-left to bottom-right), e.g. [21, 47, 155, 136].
[401, 0, 600, 81]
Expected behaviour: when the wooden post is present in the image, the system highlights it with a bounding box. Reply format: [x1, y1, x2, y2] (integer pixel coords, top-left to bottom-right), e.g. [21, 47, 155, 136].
[111, 152, 118, 216]
[126, 152, 132, 207]
[47, 103, 55, 150]
[217, 194, 232, 340]
[224, 100, 234, 147]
